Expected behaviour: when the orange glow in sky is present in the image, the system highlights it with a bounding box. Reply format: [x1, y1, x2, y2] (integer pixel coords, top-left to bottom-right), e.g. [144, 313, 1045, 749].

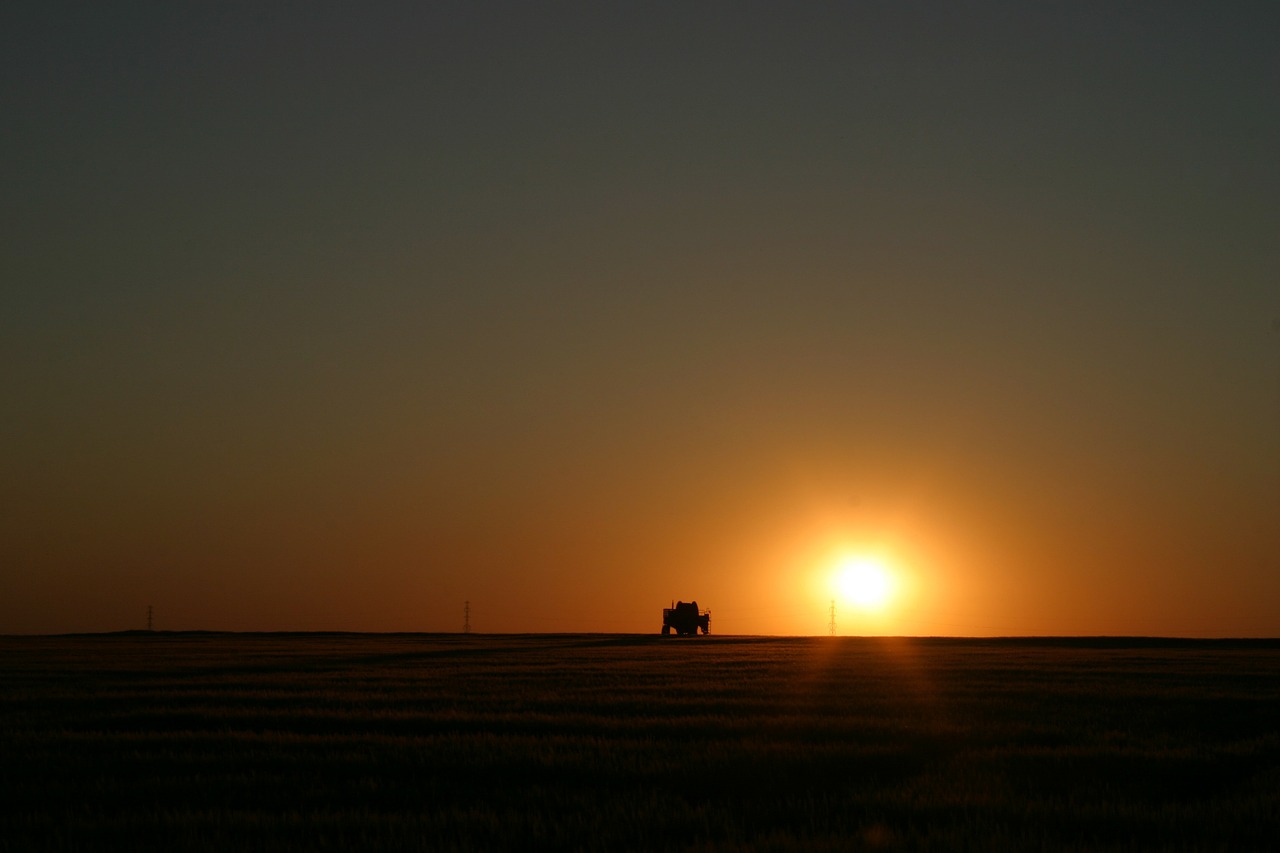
[3, 5, 1279, 637]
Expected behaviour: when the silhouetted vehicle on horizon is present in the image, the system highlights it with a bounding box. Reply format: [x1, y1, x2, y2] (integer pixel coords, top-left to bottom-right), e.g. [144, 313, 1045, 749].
[662, 600, 710, 635]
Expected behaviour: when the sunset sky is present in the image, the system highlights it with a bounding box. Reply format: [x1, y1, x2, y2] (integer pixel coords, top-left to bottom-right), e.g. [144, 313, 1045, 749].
[4, 2, 1277, 636]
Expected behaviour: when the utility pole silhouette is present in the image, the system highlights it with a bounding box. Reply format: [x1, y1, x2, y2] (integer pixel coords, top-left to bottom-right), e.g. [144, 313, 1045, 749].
[147, 605, 153, 632]
[829, 600, 836, 636]
[463, 601, 471, 634]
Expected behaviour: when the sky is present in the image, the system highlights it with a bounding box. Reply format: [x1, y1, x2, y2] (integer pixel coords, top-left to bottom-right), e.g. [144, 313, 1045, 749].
[3, 2, 1278, 636]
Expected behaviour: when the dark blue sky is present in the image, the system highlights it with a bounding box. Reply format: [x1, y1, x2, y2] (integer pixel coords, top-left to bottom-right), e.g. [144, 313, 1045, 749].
[3, 2, 1277, 634]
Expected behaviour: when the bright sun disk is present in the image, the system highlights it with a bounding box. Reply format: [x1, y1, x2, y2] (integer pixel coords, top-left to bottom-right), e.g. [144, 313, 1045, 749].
[835, 556, 893, 610]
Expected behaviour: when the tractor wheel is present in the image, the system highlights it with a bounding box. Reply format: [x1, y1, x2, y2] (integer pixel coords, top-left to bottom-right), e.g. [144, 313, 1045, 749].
[662, 625, 671, 635]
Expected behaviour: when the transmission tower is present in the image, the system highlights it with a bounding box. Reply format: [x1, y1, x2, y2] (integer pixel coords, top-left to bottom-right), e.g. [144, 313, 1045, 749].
[147, 605, 153, 632]
[463, 600, 471, 634]
[829, 600, 836, 636]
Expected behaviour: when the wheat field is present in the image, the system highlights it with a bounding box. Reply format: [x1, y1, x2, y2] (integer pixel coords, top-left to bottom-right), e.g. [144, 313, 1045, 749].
[2, 633, 1277, 851]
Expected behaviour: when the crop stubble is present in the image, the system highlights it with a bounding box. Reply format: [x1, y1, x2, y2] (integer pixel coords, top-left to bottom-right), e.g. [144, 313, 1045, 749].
[2, 633, 1277, 851]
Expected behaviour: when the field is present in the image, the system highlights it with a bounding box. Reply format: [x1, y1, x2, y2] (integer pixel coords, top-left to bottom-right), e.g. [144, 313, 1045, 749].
[2, 633, 1278, 851]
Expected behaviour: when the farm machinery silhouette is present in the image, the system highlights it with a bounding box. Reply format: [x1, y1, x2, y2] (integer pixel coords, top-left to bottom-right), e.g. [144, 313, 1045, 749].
[662, 600, 710, 636]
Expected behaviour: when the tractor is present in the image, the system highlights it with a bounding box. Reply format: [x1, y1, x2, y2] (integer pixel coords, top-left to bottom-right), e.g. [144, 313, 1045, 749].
[662, 600, 710, 635]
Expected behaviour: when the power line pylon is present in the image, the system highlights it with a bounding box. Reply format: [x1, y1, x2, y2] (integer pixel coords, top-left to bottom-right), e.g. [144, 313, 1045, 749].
[463, 600, 471, 634]
[829, 600, 836, 636]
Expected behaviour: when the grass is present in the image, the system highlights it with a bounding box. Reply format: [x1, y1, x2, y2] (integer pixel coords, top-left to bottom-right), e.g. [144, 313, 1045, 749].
[2, 633, 1278, 851]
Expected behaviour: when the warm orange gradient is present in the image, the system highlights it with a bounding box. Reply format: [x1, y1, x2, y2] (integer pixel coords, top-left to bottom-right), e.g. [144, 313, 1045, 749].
[3, 5, 1278, 637]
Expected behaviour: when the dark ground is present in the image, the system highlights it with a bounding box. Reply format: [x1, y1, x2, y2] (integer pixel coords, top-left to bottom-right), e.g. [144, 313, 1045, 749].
[2, 633, 1278, 851]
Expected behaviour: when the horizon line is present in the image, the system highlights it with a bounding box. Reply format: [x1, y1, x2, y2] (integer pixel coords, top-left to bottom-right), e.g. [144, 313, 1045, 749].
[5, 630, 1279, 646]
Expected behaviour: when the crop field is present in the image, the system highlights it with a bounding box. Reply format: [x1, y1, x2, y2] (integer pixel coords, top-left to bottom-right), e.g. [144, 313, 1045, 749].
[2, 633, 1278, 852]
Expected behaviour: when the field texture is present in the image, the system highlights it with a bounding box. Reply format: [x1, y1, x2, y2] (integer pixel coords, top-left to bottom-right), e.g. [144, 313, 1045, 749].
[2, 633, 1278, 851]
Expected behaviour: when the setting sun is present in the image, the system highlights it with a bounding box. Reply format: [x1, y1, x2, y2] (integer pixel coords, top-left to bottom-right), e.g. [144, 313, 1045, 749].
[834, 556, 894, 611]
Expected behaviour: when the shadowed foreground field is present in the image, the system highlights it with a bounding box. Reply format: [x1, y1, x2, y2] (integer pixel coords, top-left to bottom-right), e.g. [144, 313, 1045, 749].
[2, 634, 1278, 851]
